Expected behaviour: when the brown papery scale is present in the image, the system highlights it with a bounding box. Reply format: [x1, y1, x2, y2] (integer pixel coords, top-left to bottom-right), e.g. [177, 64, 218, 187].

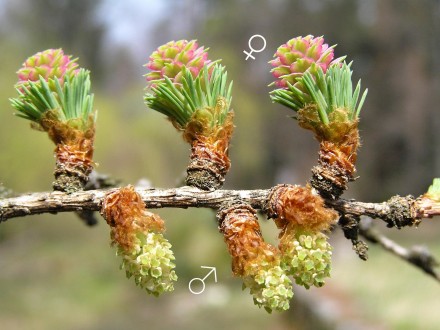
[217, 202, 278, 276]
[39, 112, 96, 193]
[266, 184, 338, 234]
[101, 185, 164, 252]
[298, 106, 360, 199]
[184, 101, 234, 191]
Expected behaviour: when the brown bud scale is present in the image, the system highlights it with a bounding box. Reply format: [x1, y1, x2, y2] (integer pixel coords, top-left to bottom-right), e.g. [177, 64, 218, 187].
[38, 113, 96, 193]
[311, 127, 360, 199]
[185, 111, 234, 190]
[266, 184, 338, 234]
[53, 138, 94, 193]
[415, 196, 440, 219]
[101, 186, 164, 251]
[218, 203, 278, 276]
[186, 137, 231, 190]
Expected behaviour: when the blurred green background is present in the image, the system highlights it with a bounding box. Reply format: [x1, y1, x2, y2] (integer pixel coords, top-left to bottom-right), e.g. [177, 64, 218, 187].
[1, 0, 440, 329]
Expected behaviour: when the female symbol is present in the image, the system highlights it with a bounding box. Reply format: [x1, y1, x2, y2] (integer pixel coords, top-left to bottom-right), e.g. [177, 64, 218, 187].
[243, 34, 267, 60]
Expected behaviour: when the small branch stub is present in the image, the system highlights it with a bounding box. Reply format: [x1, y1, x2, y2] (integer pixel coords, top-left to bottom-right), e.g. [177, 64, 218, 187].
[52, 127, 95, 193]
[309, 121, 360, 199]
[185, 110, 234, 190]
[338, 214, 368, 260]
[383, 195, 420, 229]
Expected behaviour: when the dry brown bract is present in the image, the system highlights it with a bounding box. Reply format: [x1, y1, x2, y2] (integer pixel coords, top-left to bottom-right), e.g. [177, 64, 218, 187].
[101, 186, 164, 252]
[185, 111, 234, 190]
[218, 203, 278, 276]
[38, 112, 96, 193]
[266, 184, 338, 234]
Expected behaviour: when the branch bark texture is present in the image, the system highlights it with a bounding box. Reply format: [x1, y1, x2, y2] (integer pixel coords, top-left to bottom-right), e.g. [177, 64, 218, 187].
[0, 186, 438, 225]
[0, 187, 268, 221]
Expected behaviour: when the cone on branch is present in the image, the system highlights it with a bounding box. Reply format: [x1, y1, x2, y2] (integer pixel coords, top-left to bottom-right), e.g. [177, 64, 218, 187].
[145, 40, 234, 190]
[269, 35, 342, 90]
[10, 49, 96, 193]
[145, 40, 211, 87]
[101, 186, 177, 296]
[16, 48, 79, 91]
[217, 202, 293, 313]
[270, 36, 368, 198]
[266, 184, 337, 288]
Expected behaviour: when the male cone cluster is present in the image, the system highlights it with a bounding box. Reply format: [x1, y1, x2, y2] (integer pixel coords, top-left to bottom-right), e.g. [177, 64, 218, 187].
[102, 186, 177, 296]
[217, 203, 293, 312]
[266, 184, 337, 288]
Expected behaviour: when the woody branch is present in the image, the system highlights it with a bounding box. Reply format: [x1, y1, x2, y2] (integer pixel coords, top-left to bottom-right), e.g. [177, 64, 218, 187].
[1, 186, 439, 226]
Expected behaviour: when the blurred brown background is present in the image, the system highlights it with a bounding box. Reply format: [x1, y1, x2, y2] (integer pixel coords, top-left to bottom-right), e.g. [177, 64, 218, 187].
[0, 0, 439, 329]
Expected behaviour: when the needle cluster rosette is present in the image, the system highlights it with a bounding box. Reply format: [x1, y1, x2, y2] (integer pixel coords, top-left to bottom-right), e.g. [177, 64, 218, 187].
[270, 36, 368, 198]
[217, 203, 293, 313]
[144, 40, 234, 190]
[102, 186, 178, 296]
[10, 49, 96, 193]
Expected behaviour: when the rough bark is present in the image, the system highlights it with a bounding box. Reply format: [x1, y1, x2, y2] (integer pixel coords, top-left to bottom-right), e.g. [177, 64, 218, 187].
[1, 186, 439, 225]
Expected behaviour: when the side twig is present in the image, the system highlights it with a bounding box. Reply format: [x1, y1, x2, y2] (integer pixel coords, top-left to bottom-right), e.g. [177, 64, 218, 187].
[359, 218, 440, 282]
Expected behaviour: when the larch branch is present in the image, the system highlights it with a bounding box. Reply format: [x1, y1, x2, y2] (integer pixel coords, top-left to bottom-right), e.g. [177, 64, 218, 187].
[1, 186, 439, 225]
